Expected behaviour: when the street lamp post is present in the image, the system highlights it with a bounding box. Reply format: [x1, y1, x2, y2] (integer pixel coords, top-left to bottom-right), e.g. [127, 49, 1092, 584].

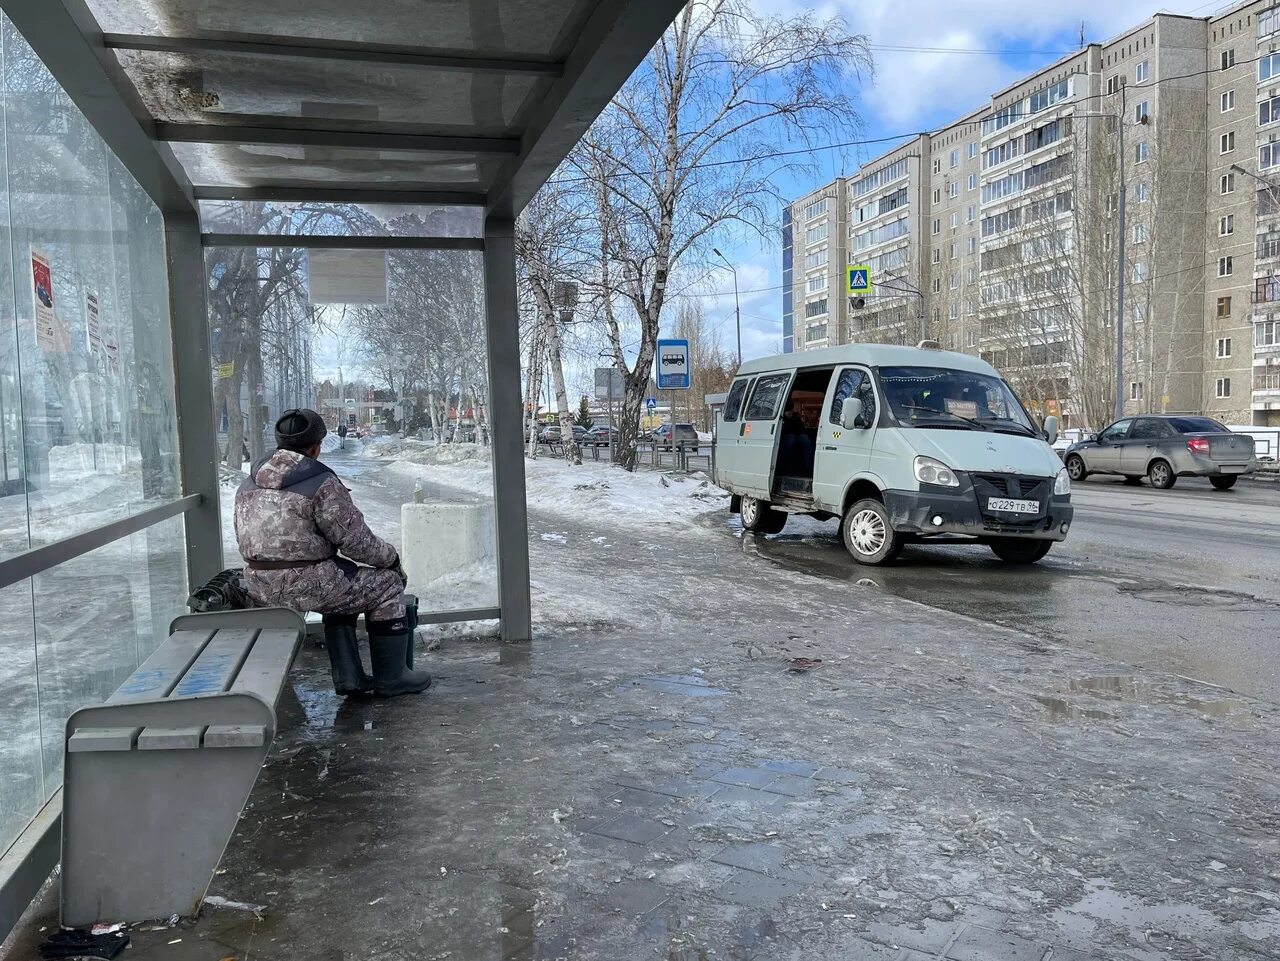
[712, 248, 742, 366]
[874, 276, 928, 343]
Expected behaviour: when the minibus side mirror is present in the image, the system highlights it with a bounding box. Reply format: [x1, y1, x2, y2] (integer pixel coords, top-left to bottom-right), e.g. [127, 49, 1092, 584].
[840, 398, 865, 430]
[1042, 414, 1059, 446]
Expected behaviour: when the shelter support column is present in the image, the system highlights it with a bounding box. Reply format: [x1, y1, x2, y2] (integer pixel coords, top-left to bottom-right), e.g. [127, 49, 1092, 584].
[483, 216, 532, 644]
[166, 210, 223, 590]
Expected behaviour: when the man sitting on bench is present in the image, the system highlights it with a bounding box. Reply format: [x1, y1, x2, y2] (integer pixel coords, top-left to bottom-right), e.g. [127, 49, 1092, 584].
[235, 408, 431, 698]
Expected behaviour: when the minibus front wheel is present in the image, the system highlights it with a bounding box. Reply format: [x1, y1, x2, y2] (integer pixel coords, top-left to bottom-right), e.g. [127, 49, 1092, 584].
[740, 495, 787, 535]
[842, 498, 903, 565]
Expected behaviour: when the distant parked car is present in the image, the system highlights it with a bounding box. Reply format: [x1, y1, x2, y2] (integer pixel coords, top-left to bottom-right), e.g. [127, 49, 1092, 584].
[1063, 415, 1257, 490]
[540, 424, 587, 445]
[650, 423, 699, 451]
[583, 425, 619, 446]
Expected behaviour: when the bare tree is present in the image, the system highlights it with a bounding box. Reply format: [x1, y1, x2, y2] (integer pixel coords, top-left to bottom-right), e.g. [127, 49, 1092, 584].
[572, 0, 871, 469]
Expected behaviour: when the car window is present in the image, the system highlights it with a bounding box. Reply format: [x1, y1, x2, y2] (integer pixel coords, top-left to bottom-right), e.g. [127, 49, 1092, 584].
[744, 373, 791, 420]
[1169, 417, 1229, 433]
[723, 378, 751, 422]
[1099, 419, 1132, 442]
[829, 368, 877, 427]
[1129, 419, 1169, 440]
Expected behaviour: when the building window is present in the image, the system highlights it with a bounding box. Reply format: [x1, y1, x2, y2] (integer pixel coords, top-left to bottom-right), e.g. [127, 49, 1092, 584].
[948, 181, 959, 198]
[933, 158, 941, 174]
[1136, 60, 1149, 83]
[1262, 142, 1280, 170]
[933, 187, 941, 204]
[1222, 90, 1235, 112]
[1220, 131, 1235, 154]
[968, 236, 977, 254]
[805, 298, 828, 318]
[1264, 52, 1280, 82]
[950, 212, 959, 228]
[1217, 337, 1232, 358]
[1134, 100, 1149, 123]
[804, 248, 829, 270]
[967, 142, 978, 159]
[932, 248, 941, 264]
[967, 174, 977, 191]
[1106, 75, 1119, 95]
[1216, 377, 1231, 398]
[802, 198, 828, 221]
[1134, 141, 1148, 164]
[1132, 303, 1148, 325]
[1220, 214, 1234, 236]
[805, 323, 827, 343]
[932, 218, 941, 235]
[1135, 182, 1150, 203]
[967, 329, 977, 347]
[949, 303, 958, 320]
[1132, 262, 1147, 282]
[933, 278, 942, 293]
[1222, 48, 1236, 71]
[966, 204, 976, 223]
[1133, 224, 1148, 244]
[804, 222, 828, 244]
[1221, 172, 1235, 194]
[1219, 256, 1233, 276]
[967, 266, 977, 284]
[1130, 381, 1144, 400]
[950, 272, 959, 290]
[950, 148, 960, 168]
[1261, 95, 1280, 126]
[1217, 296, 1232, 317]
[1257, 319, 1279, 346]
[807, 274, 826, 294]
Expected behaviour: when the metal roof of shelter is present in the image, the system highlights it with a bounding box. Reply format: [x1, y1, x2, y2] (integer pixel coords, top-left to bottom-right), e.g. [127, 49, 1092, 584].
[11, 0, 685, 219]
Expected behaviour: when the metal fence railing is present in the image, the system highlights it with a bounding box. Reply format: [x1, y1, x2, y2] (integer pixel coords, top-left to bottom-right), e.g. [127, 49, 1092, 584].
[539, 441, 713, 474]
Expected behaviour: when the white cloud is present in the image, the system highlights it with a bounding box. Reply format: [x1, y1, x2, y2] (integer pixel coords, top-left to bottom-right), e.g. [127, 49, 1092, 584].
[750, 0, 1212, 131]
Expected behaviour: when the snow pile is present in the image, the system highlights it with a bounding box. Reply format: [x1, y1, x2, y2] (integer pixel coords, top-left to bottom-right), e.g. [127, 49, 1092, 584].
[321, 433, 363, 456]
[384, 445, 728, 527]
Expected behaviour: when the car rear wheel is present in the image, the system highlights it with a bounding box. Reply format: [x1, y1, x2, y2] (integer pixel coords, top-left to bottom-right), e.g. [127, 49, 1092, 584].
[1065, 455, 1088, 482]
[1210, 475, 1238, 491]
[1147, 459, 1177, 490]
[1123, 475, 1143, 486]
[989, 539, 1052, 564]
[740, 495, 787, 535]
[841, 499, 902, 565]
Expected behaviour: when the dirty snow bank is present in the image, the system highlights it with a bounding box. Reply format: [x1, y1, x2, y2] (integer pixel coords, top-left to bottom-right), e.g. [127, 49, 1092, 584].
[379, 444, 728, 527]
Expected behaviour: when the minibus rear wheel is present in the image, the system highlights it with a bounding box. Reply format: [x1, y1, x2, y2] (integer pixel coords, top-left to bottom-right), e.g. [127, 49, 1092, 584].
[740, 495, 787, 534]
[842, 498, 902, 565]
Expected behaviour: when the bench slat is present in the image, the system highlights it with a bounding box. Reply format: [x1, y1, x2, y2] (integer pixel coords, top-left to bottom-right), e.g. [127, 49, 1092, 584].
[138, 726, 206, 750]
[171, 629, 258, 697]
[109, 630, 215, 703]
[230, 628, 303, 707]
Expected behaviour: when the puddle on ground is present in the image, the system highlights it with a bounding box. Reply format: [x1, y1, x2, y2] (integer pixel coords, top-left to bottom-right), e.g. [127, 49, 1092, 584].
[1034, 675, 1253, 723]
[617, 674, 730, 697]
[1032, 696, 1116, 722]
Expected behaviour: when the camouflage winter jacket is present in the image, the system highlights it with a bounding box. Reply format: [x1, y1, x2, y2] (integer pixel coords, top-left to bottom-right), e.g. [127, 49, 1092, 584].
[235, 449, 398, 568]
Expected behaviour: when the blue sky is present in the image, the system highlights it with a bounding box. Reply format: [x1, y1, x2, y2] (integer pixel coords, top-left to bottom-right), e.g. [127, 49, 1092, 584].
[688, 0, 1223, 364]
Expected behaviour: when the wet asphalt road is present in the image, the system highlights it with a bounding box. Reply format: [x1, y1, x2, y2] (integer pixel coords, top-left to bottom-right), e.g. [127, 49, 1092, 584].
[745, 475, 1280, 704]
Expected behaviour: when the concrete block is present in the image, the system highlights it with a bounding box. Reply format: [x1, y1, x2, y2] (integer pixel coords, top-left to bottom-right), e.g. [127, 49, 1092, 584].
[401, 501, 495, 587]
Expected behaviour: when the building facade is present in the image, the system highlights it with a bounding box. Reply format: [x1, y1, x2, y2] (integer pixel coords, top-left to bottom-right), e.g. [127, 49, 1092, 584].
[786, 0, 1280, 429]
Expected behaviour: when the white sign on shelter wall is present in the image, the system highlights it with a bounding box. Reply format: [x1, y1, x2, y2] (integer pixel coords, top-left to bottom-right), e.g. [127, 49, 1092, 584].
[307, 249, 389, 305]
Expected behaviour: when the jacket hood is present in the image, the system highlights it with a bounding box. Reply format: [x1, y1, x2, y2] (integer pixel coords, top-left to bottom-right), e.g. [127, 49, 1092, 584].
[907, 428, 1063, 477]
[250, 449, 333, 491]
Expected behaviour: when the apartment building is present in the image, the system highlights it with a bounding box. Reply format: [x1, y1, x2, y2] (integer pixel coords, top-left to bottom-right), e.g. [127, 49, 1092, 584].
[785, 180, 849, 352]
[785, 1, 1280, 429]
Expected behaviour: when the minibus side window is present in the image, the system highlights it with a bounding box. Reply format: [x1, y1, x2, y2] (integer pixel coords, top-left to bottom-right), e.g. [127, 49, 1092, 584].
[723, 378, 751, 422]
[743, 373, 790, 420]
[830, 369, 876, 427]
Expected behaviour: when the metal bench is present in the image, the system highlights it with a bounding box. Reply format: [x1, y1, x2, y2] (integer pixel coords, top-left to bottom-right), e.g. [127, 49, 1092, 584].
[60, 608, 306, 927]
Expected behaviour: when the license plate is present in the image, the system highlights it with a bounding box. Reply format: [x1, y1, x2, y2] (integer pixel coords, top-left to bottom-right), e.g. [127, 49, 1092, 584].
[987, 497, 1039, 514]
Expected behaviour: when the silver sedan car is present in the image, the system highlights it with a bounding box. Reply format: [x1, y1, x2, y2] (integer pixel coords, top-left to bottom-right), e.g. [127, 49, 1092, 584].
[1063, 415, 1257, 490]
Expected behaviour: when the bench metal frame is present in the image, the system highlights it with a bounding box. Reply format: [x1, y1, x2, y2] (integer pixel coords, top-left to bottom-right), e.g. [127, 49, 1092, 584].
[60, 609, 305, 927]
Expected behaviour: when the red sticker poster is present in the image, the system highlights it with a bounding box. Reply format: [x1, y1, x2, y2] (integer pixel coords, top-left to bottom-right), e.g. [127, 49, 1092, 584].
[31, 248, 56, 351]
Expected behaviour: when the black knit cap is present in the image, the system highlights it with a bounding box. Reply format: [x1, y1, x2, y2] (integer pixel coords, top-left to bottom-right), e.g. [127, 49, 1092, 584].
[275, 408, 327, 453]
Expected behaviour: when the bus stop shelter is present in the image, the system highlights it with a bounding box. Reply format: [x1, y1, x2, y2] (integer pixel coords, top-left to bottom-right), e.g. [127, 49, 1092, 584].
[0, 0, 683, 941]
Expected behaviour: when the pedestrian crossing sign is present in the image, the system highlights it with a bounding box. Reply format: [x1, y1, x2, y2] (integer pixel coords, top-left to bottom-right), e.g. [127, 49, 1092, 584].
[847, 265, 872, 295]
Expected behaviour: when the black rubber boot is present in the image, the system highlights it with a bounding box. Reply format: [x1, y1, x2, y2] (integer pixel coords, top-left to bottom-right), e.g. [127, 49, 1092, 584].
[403, 594, 419, 670]
[322, 613, 373, 696]
[367, 610, 432, 698]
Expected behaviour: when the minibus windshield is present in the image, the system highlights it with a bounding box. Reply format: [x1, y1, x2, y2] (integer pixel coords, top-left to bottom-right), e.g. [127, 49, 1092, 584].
[876, 366, 1037, 435]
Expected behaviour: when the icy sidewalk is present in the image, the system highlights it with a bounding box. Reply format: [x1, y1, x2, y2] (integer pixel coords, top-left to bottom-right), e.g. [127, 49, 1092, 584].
[10, 454, 1276, 961]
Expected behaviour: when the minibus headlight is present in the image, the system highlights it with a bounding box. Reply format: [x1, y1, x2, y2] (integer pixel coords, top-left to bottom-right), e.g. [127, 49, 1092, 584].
[914, 455, 959, 488]
[1054, 466, 1071, 496]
